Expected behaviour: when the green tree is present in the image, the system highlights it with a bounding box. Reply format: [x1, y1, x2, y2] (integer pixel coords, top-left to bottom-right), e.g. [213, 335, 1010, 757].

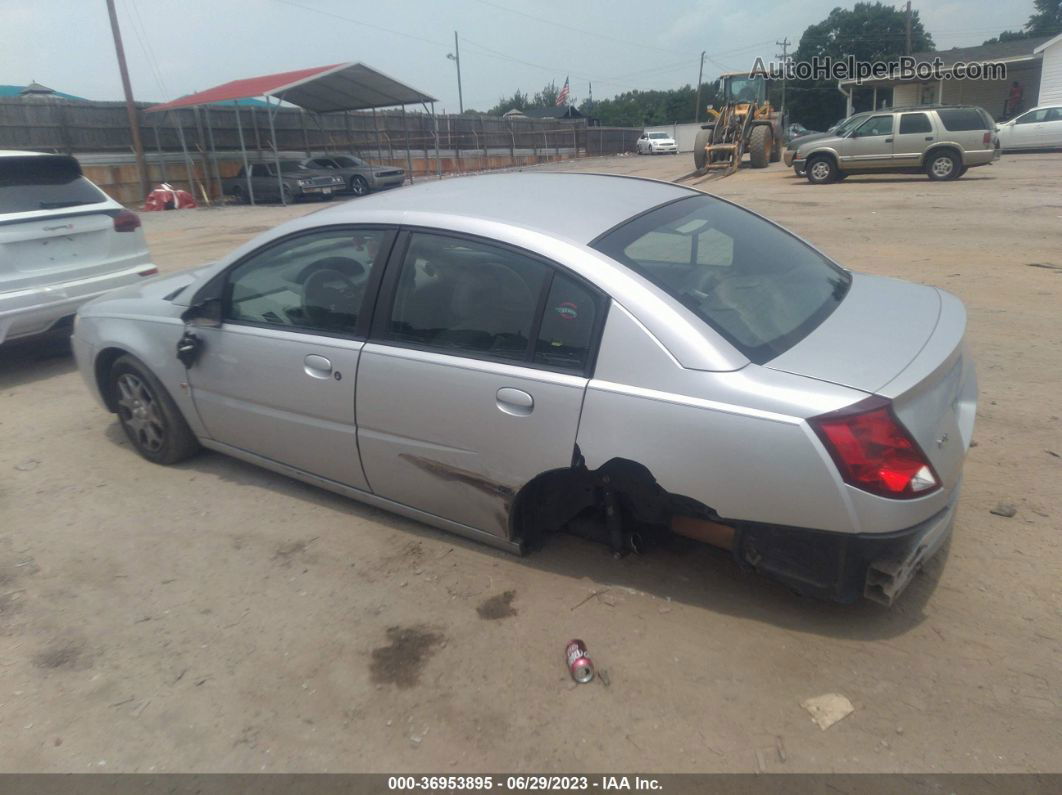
[984, 0, 1061, 43]
[788, 2, 934, 131]
[486, 89, 531, 117]
[578, 83, 720, 127]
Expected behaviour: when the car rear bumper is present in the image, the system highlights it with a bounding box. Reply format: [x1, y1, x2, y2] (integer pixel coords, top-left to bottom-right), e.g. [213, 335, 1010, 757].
[0, 262, 156, 344]
[731, 481, 961, 605]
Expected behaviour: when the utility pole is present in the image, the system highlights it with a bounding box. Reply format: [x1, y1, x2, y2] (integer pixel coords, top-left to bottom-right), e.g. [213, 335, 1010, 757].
[447, 32, 464, 114]
[694, 51, 705, 123]
[105, 0, 149, 199]
[775, 37, 791, 118]
[905, 1, 912, 55]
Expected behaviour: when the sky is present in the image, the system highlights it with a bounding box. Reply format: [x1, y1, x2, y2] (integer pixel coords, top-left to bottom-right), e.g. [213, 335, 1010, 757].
[0, 0, 1039, 111]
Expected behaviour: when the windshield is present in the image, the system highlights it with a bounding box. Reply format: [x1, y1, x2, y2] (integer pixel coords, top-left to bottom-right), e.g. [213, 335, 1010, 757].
[726, 76, 765, 103]
[591, 195, 850, 363]
[335, 156, 366, 167]
[833, 114, 870, 136]
[278, 162, 312, 173]
[0, 156, 106, 214]
[648, 132, 669, 139]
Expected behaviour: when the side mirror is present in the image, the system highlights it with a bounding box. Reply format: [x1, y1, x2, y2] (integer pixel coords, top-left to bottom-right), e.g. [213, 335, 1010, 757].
[180, 297, 222, 328]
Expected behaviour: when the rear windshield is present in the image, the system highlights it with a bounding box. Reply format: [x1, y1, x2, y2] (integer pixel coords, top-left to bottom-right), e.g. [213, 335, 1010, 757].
[0, 156, 106, 214]
[937, 108, 990, 131]
[591, 195, 850, 363]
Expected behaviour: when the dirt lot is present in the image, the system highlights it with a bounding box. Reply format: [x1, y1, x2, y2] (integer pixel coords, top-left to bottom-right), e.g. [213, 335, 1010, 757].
[1, 153, 1060, 773]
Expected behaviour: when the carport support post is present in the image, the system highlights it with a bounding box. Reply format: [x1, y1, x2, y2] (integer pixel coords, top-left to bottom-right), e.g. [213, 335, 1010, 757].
[402, 106, 414, 184]
[152, 121, 167, 185]
[204, 107, 222, 202]
[432, 102, 441, 178]
[233, 101, 255, 205]
[267, 95, 285, 206]
[170, 111, 196, 199]
[372, 108, 382, 166]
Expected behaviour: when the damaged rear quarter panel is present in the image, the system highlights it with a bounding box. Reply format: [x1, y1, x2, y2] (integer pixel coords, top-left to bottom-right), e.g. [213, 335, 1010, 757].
[576, 304, 864, 533]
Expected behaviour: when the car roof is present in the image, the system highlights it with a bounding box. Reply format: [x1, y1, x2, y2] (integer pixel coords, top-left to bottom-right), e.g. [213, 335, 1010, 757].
[0, 149, 51, 158]
[311, 172, 697, 244]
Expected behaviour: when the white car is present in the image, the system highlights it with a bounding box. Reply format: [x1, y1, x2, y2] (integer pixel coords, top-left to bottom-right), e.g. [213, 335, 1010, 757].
[996, 105, 1062, 150]
[0, 151, 157, 345]
[636, 131, 679, 155]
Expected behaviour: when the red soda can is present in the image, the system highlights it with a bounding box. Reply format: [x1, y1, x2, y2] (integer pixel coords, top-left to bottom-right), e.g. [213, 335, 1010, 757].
[565, 639, 594, 683]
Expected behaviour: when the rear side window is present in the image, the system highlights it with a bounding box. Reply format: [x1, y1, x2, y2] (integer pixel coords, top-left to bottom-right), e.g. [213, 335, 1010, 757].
[386, 233, 550, 363]
[0, 156, 106, 214]
[899, 113, 932, 134]
[534, 274, 601, 371]
[937, 108, 989, 131]
[591, 195, 850, 364]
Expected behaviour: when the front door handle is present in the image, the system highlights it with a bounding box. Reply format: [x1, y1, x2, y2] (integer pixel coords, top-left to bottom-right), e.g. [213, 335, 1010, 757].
[884, 137, 893, 143]
[497, 387, 534, 416]
[925, 136, 934, 140]
[304, 354, 333, 379]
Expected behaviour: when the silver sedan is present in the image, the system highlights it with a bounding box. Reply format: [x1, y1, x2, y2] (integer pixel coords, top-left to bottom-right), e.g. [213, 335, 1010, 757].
[72, 173, 976, 605]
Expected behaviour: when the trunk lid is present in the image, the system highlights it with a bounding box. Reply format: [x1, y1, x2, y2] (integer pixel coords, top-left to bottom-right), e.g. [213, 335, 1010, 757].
[769, 273, 976, 489]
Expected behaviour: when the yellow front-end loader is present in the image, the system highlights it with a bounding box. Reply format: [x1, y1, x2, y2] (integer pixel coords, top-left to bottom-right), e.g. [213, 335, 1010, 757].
[694, 72, 782, 176]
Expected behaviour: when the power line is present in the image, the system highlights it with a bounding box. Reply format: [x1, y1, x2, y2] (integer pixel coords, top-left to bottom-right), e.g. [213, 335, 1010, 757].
[272, 0, 450, 50]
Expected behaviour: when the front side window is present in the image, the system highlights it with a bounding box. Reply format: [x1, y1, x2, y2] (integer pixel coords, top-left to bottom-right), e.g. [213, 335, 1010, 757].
[591, 195, 850, 363]
[385, 233, 551, 363]
[251, 164, 270, 178]
[854, 115, 894, 137]
[899, 113, 932, 134]
[1015, 109, 1049, 124]
[225, 228, 388, 335]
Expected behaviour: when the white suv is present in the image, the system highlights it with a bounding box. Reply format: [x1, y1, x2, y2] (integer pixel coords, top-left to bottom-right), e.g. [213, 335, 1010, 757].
[0, 151, 157, 345]
[636, 131, 678, 155]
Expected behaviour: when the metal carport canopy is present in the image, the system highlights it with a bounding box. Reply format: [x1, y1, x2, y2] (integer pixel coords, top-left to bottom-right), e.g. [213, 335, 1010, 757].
[144, 63, 438, 206]
[144, 62, 436, 113]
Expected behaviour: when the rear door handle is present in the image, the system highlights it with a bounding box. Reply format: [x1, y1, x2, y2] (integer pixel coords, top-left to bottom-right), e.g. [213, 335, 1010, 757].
[304, 354, 333, 379]
[884, 137, 893, 143]
[497, 387, 534, 416]
[925, 136, 934, 140]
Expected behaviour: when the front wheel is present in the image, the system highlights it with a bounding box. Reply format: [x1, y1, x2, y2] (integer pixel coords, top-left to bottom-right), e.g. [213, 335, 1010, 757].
[926, 150, 961, 181]
[110, 355, 199, 465]
[805, 155, 837, 184]
[350, 176, 370, 196]
[748, 125, 771, 168]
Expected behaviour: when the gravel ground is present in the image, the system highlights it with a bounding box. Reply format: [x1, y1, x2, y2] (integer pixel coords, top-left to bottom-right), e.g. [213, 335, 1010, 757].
[1, 152, 1059, 773]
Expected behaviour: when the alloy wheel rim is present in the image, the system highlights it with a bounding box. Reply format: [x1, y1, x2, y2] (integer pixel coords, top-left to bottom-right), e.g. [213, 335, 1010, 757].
[353, 179, 367, 195]
[811, 161, 830, 180]
[932, 157, 953, 177]
[116, 373, 165, 452]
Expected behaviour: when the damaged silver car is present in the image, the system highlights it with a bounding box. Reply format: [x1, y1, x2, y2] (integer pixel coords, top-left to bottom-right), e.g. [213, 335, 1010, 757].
[72, 173, 976, 605]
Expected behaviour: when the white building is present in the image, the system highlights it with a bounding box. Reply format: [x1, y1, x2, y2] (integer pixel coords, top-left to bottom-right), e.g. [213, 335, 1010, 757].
[1034, 33, 1062, 106]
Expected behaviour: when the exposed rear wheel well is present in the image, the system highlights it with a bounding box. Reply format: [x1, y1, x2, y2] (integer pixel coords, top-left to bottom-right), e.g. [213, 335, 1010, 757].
[509, 455, 725, 553]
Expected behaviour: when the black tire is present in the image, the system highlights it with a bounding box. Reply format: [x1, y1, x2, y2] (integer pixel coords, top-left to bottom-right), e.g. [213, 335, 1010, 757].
[109, 355, 199, 465]
[805, 154, 837, 184]
[282, 184, 295, 204]
[926, 150, 961, 181]
[748, 125, 771, 168]
[350, 176, 370, 196]
[693, 128, 712, 170]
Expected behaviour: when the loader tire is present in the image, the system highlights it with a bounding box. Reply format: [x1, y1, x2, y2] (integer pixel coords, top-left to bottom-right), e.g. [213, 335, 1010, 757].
[749, 125, 771, 168]
[694, 128, 712, 170]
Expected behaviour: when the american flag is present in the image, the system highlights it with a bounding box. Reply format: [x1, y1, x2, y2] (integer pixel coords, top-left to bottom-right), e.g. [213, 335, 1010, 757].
[556, 76, 570, 106]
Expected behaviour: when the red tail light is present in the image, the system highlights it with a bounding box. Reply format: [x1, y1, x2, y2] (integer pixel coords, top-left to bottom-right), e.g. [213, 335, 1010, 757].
[112, 209, 141, 233]
[982, 131, 992, 146]
[810, 396, 939, 500]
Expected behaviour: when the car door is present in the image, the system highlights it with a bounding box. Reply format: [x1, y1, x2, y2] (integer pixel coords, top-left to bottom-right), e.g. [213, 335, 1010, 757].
[356, 230, 606, 539]
[1008, 108, 1049, 148]
[250, 163, 277, 199]
[1040, 107, 1062, 146]
[839, 114, 895, 168]
[892, 111, 935, 167]
[187, 226, 394, 489]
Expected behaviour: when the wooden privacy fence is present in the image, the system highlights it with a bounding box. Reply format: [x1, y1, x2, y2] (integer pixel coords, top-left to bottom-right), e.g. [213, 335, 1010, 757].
[0, 98, 643, 203]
